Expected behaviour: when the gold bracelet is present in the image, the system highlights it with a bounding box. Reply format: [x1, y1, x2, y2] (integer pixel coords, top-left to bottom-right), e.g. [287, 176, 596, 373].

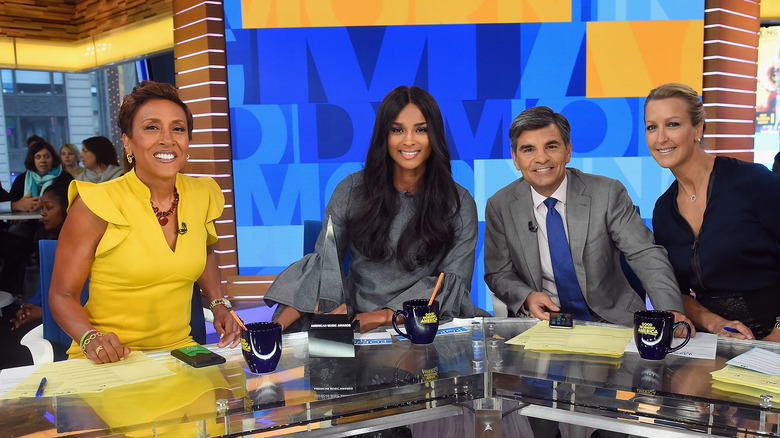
[81, 331, 104, 355]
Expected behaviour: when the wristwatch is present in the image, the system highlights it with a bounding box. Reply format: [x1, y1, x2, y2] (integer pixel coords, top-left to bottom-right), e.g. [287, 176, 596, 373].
[209, 297, 232, 310]
[775, 316, 780, 331]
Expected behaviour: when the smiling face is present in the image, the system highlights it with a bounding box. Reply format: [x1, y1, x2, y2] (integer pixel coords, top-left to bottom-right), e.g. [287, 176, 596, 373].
[33, 148, 53, 175]
[511, 123, 571, 197]
[40, 190, 65, 233]
[387, 103, 431, 180]
[644, 97, 704, 169]
[122, 98, 189, 182]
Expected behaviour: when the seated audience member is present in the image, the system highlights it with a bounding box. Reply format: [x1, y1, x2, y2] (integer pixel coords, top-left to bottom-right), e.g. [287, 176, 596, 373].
[76, 136, 123, 183]
[645, 83, 780, 342]
[60, 143, 85, 178]
[8, 141, 72, 244]
[9, 140, 64, 213]
[1, 181, 70, 369]
[26, 135, 46, 148]
[266, 85, 489, 333]
[49, 81, 239, 364]
[484, 106, 692, 328]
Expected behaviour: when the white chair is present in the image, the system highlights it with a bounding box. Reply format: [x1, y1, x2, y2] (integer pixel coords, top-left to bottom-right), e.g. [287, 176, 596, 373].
[20, 325, 53, 365]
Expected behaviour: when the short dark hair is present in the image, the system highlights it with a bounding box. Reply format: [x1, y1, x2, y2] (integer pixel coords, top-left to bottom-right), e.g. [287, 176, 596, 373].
[82, 136, 119, 167]
[26, 135, 46, 147]
[118, 81, 193, 140]
[24, 140, 61, 171]
[508, 106, 571, 153]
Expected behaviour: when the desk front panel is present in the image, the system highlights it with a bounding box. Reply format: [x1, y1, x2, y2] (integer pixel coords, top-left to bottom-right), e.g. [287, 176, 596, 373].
[0, 323, 485, 437]
[487, 318, 780, 437]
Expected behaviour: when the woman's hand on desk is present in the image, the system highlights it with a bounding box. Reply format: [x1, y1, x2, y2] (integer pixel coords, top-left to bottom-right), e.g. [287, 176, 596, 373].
[761, 327, 780, 343]
[712, 319, 754, 340]
[212, 306, 241, 348]
[86, 332, 131, 364]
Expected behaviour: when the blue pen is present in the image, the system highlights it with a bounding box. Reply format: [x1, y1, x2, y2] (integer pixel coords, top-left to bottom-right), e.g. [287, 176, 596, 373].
[723, 327, 739, 333]
[35, 377, 47, 398]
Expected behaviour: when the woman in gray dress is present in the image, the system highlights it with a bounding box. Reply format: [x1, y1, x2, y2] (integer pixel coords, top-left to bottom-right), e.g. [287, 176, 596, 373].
[266, 85, 488, 332]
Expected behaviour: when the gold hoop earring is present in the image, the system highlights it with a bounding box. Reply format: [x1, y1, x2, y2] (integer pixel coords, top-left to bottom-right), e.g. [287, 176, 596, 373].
[126, 154, 133, 164]
[186, 154, 190, 162]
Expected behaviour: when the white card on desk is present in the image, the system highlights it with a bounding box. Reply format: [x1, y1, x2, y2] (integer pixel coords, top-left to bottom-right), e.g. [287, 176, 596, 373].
[0, 364, 42, 399]
[625, 332, 718, 360]
[726, 347, 780, 376]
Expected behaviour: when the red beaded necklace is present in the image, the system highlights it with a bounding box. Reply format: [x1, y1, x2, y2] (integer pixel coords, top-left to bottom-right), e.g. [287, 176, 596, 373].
[150, 189, 179, 226]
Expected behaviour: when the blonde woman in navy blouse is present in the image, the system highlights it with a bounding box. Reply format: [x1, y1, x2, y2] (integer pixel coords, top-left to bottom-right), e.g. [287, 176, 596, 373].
[645, 83, 780, 342]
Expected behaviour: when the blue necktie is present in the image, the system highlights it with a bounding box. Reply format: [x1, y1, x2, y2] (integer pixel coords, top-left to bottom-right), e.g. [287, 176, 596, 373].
[544, 197, 591, 321]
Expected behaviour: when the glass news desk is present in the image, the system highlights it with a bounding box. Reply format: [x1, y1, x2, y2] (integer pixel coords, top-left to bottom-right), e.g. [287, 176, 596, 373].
[1, 318, 778, 437]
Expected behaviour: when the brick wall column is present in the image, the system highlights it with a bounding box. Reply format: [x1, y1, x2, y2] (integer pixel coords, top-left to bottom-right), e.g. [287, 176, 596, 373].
[173, 0, 237, 281]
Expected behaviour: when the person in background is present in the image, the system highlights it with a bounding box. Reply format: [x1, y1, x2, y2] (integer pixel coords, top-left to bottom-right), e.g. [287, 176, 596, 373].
[26, 135, 46, 148]
[772, 151, 779, 174]
[266, 85, 489, 333]
[76, 136, 123, 183]
[645, 83, 780, 342]
[60, 143, 84, 178]
[50, 81, 239, 364]
[1, 180, 70, 369]
[9, 140, 64, 213]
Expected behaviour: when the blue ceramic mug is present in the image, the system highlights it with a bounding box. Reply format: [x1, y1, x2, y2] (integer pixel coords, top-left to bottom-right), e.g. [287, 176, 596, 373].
[392, 300, 440, 344]
[633, 310, 691, 360]
[241, 322, 282, 373]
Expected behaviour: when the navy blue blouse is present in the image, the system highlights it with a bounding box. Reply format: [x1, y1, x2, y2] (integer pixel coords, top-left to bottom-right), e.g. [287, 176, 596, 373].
[652, 156, 780, 336]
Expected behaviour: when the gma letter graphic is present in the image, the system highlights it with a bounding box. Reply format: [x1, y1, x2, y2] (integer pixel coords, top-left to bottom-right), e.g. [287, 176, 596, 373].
[421, 312, 438, 324]
[637, 322, 658, 337]
[637, 322, 665, 346]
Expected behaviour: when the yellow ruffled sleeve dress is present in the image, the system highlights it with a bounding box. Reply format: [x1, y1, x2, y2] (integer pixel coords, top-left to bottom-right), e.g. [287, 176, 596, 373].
[65, 168, 224, 359]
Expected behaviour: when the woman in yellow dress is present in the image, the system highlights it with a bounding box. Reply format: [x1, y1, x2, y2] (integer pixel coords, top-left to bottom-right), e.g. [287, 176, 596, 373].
[50, 81, 240, 364]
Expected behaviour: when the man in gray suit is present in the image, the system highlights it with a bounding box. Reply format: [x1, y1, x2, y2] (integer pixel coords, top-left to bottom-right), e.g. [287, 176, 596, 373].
[484, 106, 691, 327]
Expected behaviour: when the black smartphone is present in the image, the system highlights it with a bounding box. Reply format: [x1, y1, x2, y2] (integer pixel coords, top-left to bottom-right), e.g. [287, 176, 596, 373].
[171, 345, 226, 368]
[549, 312, 574, 329]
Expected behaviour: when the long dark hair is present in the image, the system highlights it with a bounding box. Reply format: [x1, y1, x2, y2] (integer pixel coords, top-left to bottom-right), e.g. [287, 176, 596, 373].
[347, 85, 461, 271]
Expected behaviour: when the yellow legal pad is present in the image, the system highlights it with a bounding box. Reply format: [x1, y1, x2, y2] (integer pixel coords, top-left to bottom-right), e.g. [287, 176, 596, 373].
[710, 365, 780, 394]
[1, 351, 174, 398]
[506, 321, 633, 357]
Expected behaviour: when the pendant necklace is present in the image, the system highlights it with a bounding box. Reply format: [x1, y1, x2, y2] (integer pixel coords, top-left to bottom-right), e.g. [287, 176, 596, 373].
[150, 188, 179, 226]
[681, 186, 697, 203]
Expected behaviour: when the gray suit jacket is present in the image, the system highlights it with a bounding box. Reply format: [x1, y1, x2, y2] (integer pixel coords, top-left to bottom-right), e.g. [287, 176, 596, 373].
[484, 168, 683, 326]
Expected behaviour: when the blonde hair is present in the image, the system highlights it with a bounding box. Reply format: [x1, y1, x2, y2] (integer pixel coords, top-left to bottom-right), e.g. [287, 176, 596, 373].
[60, 143, 80, 163]
[645, 83, 706, 134]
